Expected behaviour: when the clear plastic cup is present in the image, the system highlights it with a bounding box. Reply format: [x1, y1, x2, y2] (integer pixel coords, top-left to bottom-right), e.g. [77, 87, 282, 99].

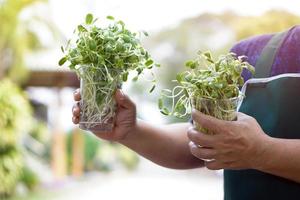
[78, 66, 120, 132]
[191, 95, 243, 134]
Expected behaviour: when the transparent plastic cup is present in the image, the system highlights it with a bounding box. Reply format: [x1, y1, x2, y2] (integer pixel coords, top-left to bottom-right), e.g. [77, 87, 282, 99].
[191, 95, 243, 134]
[78, 67, 120, 132]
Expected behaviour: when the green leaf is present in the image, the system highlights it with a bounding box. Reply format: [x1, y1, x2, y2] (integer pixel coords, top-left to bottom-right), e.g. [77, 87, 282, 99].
[89, 40, 97, 50]
[158, 98, 163, 109]
[142, 31, 149, 36]
[136, 68, 143, 75]
[118, 20, 125, 27]
[58, 57, 67, 66]
[85, 13, 93, 24]
[160, 108, 170, 115]
[60, 46, 64, 53]
[145, 59, 154, 67]
[185, 60, 193, 67]
[206, 58, 214, 63]
[203, 51, 212, 59]
[77, 25, 87, 32]
[149, 85, 155, 93]
[132, 76, 138, 82]
[185, 60, 196, 69]
[122, 72, 128, 82]
[69, 64, 75, 70]
[106, 16, 115, 20]
[246, 63, 255, 75]
[238, 77, 244, 86]
[176, 74, 182, 83]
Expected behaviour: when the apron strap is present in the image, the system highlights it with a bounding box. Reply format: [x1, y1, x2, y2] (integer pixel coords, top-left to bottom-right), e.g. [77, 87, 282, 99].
[254, 31, 288, 78]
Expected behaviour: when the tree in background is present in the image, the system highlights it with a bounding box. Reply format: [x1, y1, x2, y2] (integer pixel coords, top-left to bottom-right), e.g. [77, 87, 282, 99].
[0, 0, 54, 197]
[0, 79, 32, 197]
[0, 0, 50, 83]
[230, 10, 300, 40]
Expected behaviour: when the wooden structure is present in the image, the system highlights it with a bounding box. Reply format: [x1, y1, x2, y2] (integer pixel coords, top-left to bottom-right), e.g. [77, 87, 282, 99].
[24, 70, 80, 88]
[24, 70, 84, 180]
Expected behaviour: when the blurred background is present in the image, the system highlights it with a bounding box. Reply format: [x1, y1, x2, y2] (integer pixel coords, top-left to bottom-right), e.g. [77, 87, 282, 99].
[1, 0, 300, 199]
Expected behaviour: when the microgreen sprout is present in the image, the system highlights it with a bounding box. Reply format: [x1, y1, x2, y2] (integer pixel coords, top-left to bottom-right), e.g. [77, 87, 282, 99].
[59, 13, 157, 131]
[159, 51, 254, 133]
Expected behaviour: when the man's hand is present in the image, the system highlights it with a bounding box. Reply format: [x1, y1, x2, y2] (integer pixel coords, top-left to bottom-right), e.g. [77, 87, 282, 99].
[188, 110, 272, 170]
[72, 89, 137, 142]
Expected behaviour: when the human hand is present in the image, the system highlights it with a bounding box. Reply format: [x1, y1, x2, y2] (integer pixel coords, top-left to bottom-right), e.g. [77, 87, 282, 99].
[188, 110, 271, 170]
[72, 89, 137, 142]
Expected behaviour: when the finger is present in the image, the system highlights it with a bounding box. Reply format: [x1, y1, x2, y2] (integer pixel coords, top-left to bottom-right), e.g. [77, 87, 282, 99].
[74, 89, 81, 101]
[206, 160, 240, 170]
[187, 127, 215, 147]
[189, 142, 217, 160]
[204, 160, 225, 170]
[72, 103, 80, 117]
[72, 116, 79, 124]
[115, 89, 135, 109]
[236, 112, 250, 121]
[192, 109, 227, 134]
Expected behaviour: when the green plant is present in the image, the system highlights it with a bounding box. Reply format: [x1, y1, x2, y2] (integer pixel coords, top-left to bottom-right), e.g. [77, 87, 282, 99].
[66, 130, 100, 172]
[0, 0, 55, 83]
[0, 149, 23, 198]
[159, 51, 254, 133]
[28, 119, 48, 143]
[19, 166, 39, 191]
[0, 79, 32, 197]
[59, 14, 158, 131]
[65, 130, 139, 172]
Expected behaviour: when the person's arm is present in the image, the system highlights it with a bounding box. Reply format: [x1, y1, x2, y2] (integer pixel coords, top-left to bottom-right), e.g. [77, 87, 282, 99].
[72, 89, 203, 169]
[120, 120, 203, 169]
[188, 110, 300, 183]
[255, 138, 300, 183]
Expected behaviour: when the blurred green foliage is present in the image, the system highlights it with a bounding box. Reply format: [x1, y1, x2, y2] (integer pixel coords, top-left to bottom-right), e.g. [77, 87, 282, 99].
[29, 119, 48, 143]
[0, 79, 31, 149]
[0, 0, 56, 196]
[0, 0, 55, 83]
[0, 149, 23, 198]
[0, 79, 32, 197]
[66, 131, 139, 173]
[230, 10, 300, 40]
[19, 166, 40, 191]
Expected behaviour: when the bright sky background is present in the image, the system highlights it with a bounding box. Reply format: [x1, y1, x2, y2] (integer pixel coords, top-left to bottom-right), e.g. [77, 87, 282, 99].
[26, 0, 300, 70]
[48, 0, 300, 37]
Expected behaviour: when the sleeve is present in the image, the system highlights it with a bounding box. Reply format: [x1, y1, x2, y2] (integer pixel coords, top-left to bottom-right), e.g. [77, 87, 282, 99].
[230, 34, 273, 81]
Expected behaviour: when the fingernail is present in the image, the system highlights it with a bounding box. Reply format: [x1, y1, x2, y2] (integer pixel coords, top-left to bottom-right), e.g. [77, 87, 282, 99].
[118, 90, 125, 100]
[119, 90, 124, 96]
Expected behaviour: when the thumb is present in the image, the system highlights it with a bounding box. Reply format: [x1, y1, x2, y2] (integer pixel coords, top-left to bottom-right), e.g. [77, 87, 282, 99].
[236, 112, 249, 120]
[115, 89, 135, 109]
[192, 109, 226, 134]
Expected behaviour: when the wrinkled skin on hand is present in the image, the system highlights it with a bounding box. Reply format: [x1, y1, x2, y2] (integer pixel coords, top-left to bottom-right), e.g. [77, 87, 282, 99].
[188, 110, 271, 170]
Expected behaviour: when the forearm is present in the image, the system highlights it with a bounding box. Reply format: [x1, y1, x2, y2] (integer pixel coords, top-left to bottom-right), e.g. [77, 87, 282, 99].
[119, 120, 203, 169]
[256, 137, 300, 183]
